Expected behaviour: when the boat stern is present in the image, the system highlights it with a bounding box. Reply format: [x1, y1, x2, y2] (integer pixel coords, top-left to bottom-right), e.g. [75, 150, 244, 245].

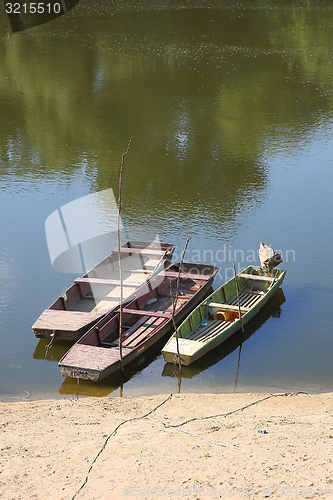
[162, 337, 205, 366]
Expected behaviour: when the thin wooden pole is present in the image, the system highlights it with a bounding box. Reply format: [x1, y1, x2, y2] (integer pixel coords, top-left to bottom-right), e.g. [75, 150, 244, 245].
[232, 259, 244, 333]
[171, 232, 191, 374]
[118, 137, 132, 374]
[233, 344, 242, 392]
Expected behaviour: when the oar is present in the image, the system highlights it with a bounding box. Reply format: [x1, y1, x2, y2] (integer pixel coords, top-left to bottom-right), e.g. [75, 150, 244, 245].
[232, 260, 244, 333]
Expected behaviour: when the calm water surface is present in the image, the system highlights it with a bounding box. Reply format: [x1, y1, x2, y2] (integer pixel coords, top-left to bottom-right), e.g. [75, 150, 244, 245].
[1, 0, 333, 399]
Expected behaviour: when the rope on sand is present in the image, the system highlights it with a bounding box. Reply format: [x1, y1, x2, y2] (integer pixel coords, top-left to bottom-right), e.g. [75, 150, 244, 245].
[70, 392, 310, 499]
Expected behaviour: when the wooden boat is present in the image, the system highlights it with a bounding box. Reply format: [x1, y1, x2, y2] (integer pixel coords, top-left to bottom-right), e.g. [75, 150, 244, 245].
[161, 288, 286, 379]
[32, 241, 175, 341]
[162, 265, 286, 366]
[58, 262, 218, 381]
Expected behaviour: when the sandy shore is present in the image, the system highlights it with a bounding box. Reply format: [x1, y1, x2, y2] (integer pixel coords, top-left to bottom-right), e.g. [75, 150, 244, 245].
[1, 392, 333, 499]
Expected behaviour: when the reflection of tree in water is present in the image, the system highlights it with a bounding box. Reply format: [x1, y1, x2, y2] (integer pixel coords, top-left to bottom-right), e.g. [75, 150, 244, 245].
[1, 2, 332, 214]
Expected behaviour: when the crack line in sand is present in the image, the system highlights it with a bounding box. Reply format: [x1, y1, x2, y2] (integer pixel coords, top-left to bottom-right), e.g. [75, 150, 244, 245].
[70, 393, 173, 500]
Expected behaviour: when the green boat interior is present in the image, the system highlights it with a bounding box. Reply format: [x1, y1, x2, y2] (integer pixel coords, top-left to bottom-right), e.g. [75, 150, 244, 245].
[179, 267, 283, 344]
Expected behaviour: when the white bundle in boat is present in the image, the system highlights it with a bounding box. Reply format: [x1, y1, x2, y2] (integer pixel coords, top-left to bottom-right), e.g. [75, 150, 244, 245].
[259, 242, 283, 272]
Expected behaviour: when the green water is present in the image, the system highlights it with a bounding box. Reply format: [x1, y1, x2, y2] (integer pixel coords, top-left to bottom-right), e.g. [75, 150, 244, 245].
[1, 0, 333, 399]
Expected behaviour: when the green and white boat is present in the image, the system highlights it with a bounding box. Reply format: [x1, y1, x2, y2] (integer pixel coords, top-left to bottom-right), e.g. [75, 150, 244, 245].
[162, 264, 286, 366]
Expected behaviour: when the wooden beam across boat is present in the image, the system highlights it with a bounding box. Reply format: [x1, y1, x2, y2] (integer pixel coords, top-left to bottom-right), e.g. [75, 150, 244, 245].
[205, 302, 251, 312]
[119, 248, 166, 255]
[163, 271, 211, 281]
[121, 308, 172, 319]
[74, 277, 143, 287]
[238, 273, 275, 282]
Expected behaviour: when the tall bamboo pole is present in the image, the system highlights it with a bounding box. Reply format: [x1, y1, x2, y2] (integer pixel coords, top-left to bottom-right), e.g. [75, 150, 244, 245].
[232, 259, 244, 333]
[118, 138, 132, 374]
[232, 259, 244, 391]
[171, 232, 191, 374]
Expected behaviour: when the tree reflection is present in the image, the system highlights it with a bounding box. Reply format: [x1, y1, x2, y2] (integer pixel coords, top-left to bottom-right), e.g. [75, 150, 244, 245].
[0, 1, 332, 216]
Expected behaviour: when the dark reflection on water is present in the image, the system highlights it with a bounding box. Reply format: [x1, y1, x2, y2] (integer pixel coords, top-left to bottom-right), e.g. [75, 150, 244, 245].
[33, 338, 75, 362]
[1, 0, 333, 398]
[59, 337, 169, 397]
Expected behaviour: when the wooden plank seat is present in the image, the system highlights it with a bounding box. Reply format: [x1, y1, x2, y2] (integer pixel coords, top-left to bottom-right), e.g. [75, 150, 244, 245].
[120, 308, 172, 319]
[119, 248, 166, 255]
[163, 271, 211, 281]
[238, 273, 275, 282]
[74, 277, 143, 287]
[204, 302, 251, 312]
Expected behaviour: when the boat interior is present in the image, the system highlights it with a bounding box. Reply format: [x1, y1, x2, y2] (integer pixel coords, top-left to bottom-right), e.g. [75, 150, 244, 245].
[180, 267, 281, 344]
[78, 263, 216, 350]
[49, 252, 163, 315]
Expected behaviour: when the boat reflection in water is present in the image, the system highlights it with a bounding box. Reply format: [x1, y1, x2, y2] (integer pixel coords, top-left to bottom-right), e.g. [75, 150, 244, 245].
[33, 338, 75, 362]
[33, 330, 169, 396]
[161, 288, 286, 383]
[59, 339, 167, 397]
[34, 287, 285, 397]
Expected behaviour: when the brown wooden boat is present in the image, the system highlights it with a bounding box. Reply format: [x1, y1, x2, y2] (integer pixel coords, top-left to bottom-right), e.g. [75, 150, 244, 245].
[58, 262, 218, 381]
[32, 241, 175, 341]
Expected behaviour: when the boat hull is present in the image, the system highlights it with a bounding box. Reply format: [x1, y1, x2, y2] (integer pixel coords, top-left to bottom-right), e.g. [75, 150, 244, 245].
[162, 265, 286, 366]
[58, 262, 218, 381]
[32, 241, 175, 341]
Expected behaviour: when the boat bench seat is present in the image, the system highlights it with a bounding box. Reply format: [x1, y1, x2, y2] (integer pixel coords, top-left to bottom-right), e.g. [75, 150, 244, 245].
[238, 273, 275, 282]
[75, 277, 143, 287]
[119, 248, 166, 256]
[205, 302, 251, 312]
[120, 308, 172, 319]
[163, 271, 211, 281]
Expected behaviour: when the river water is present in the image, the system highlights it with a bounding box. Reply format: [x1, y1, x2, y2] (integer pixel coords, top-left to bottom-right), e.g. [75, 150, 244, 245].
[1, 0, 333, 399]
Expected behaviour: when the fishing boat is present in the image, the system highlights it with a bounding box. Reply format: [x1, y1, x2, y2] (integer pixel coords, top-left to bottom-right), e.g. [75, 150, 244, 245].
[32, 241, 175, 341]
[162, 264, 286, 366]
[58, 262, 218, 381]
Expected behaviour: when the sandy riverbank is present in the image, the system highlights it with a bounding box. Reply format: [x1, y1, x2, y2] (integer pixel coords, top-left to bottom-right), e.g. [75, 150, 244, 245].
[1, 392, 333, 499]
